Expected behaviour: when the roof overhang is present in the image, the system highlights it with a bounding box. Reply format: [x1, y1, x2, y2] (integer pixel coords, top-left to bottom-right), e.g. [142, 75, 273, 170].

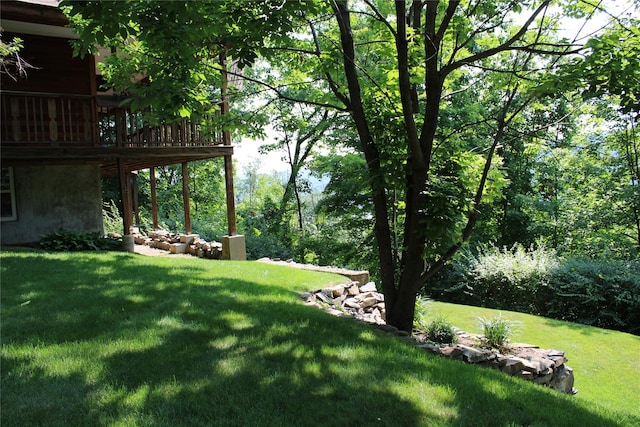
[1, 0, 75, 38]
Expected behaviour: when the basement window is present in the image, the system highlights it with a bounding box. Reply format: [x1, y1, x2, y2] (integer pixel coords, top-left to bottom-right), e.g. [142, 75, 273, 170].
[1, 168, 17, 221]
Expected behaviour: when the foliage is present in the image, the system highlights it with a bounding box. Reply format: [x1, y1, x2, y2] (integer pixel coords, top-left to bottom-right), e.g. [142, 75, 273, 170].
[424, 316, 458, 345]
[65, 0, 640, 333]
[507, 108, 640, 259]
[39, 230, 121, 252]
[62, 0, 315, 128]
[427, 244, 640, 334]
[102, 199, 123, 235]
[413, 298, 457, 345]
[478, 314, 518, 349]
[274, 0, 629, 332]
[242, 222, 293, 260]
[0, 33, 34, 81]
[536, 16, 640, 114]
[545, 257, 640, 334]
[413, 296, 431, 331]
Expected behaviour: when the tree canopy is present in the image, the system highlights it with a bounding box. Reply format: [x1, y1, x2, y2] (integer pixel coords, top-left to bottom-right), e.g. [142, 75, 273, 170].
[64, 0, 640, 332]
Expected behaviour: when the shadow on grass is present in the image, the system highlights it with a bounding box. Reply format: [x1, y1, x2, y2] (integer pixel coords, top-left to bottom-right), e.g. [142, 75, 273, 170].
[1, 251, 635, 426]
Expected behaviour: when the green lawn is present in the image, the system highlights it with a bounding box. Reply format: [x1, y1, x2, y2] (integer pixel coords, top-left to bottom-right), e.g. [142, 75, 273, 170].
[1, 250, 638, 426]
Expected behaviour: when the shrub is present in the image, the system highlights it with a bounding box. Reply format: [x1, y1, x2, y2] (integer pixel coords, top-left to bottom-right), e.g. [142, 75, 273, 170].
[544, 258, 640, 333]
[424, 316, 458, 344]
[478, 314, 518, 349]
[40, 230, 121, 252]
[102, 200, 123, 235]
[424, 244, 640, 334]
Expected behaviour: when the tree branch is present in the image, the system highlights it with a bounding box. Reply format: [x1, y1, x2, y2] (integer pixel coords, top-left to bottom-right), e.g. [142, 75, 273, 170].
[225, 67, 349, 111]
[442, 0, 554, 76]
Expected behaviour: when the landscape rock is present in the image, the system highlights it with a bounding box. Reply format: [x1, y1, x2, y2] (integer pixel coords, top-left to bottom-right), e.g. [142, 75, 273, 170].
[359, 282, 378, 293]
[137, 230, 223, 259]
[548, 365, 575, 394]
[301, 280, 577, 395]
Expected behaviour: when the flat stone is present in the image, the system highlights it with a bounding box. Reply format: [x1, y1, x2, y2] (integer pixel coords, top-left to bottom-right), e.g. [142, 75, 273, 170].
[356, 296, 379, 309]
[169, 243, 187, 254]
[326, 308, 344, 317]
[521, 358, 540, 374]
[315, 292, 333, 304]
[502, 358, 525, 375]
[180, 234, 199, 244]
[533, 372, 554, 385]
[458, 345, 494, 363]
[549, 355, 566, 368]
[419, 342, 441, 353]
[517, 370, 535, 380]
[440, 346, 464, 359]
[300, 292, 315, 303]
[344, 299, 362, 309]
[347, 283, 360, 296]
[359, 282, 377, 293]
[538, 358, 555, 373]
[547, 350, 565, 358]
[549, 365, 575, 393]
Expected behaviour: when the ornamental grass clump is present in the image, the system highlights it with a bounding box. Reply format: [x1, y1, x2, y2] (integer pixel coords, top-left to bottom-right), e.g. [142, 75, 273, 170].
[478, 314, 519, 349]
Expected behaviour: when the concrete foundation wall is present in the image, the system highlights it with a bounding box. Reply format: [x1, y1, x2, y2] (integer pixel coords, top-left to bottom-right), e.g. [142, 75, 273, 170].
[1, 165, 103, 245]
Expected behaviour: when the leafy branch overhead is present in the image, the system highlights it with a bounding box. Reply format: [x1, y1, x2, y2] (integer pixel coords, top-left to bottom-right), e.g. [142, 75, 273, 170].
[535, 17, 640, 114]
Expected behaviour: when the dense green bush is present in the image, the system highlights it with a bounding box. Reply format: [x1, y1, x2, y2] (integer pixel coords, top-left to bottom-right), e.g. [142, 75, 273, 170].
[424, 317, 458, 344]
[543, 258, 640, 333]
[425, 244, 640, 334]
[40, 230, 121, 252]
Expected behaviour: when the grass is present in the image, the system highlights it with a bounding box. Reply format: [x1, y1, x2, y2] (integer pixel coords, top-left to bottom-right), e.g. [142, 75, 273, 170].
[429, 301, 640, 421]
[1, 250, 638, 426]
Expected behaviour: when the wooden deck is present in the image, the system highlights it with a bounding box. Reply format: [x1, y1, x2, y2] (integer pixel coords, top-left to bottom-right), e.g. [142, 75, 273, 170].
[0, 91, 231, 176]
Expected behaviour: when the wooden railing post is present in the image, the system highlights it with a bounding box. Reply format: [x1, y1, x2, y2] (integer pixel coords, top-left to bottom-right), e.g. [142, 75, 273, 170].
[47, 98, 58, 142]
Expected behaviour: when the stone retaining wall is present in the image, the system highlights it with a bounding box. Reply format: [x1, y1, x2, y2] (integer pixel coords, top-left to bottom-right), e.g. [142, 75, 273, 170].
[302, 280, 576, 395]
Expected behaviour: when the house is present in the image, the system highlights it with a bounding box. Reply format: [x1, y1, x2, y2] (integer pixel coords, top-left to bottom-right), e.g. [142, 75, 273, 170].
[0, 0, 245, 258]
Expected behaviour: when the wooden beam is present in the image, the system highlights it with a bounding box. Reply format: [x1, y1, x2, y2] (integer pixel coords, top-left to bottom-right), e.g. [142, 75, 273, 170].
[224, 154, 237, 235]
[220, 51, 237, 236]
[117, 159, 133, 235]
[0, 145, 234, 161]
[150, 166, 159, 230]
[182, 162, 192, 234]
[132, 172, 140, 225]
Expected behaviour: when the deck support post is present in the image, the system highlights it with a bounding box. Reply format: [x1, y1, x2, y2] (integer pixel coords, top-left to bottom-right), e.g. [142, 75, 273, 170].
[150, 166, 159, 230]
[220, 51, 245, 260]
[181, 162, 192, 234]
[117, 159, 134, 251]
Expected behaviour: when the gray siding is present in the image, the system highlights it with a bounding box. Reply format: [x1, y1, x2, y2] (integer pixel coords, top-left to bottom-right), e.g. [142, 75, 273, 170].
[1, 165, 103, 245]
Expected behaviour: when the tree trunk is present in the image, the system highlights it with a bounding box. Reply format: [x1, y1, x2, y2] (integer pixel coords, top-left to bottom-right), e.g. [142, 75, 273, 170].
[333, 1, 398, 308]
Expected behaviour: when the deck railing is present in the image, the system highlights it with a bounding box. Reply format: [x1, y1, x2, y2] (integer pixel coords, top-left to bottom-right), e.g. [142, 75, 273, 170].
[1, 91, 98, 146]
[1, 91, 224, 149]
[97, 104, 224, 148]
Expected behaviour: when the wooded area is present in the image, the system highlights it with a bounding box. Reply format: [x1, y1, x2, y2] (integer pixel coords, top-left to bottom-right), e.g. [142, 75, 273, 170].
[61, 0, 639, 332]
